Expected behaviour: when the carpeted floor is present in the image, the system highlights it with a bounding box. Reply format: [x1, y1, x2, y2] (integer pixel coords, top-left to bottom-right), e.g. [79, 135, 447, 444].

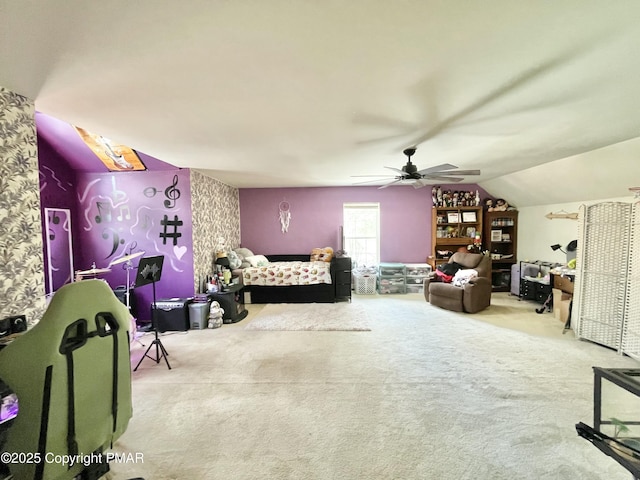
[109, 293, 638, 480]
[244, 302, 371, 331]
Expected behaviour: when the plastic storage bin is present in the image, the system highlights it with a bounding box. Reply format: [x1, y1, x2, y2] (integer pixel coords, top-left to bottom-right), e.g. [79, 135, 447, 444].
[405, 263, 432, 294]
[378, 263, 407, 294]
[378, 277, 406, 294]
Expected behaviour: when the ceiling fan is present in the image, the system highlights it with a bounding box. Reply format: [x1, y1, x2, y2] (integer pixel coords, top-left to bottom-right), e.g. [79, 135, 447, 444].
[353, 147, 481, 189]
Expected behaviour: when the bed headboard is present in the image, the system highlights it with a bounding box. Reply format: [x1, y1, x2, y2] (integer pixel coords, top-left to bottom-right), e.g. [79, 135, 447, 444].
[266, 254, 311, 262]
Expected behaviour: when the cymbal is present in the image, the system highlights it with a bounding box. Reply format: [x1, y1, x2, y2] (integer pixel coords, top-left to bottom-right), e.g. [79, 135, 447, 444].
[109, 251, 145, 266]
[77, 267, 111, 276]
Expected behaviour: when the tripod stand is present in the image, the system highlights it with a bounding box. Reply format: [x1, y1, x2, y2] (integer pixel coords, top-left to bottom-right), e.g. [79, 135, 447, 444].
[133, 256, 171, 371]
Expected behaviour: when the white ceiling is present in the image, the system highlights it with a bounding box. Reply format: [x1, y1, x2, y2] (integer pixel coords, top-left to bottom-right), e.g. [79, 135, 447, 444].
[2, 1, 640, 205]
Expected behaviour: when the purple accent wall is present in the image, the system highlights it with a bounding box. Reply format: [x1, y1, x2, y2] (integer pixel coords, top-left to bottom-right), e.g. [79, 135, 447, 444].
[75, 170, 194, 320]
[38, 134, 79, 293]
[239, 185, 492, 263]
[36, 113, 196, 321]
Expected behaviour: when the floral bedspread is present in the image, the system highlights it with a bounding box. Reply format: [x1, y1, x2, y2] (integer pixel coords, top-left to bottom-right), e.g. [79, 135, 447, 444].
[242, 261, 332, 286]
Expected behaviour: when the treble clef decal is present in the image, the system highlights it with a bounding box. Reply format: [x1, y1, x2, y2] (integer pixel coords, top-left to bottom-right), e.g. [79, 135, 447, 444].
[164, 174, 181, 208]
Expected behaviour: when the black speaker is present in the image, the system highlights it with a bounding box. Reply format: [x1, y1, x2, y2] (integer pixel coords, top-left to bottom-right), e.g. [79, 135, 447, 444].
[113, 286, 138, 318]
[152, 299, 191, 332]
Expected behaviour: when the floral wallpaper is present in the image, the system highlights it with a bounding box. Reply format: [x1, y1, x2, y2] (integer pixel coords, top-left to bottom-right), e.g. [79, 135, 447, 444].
[190, 170, 240, 291]
[0, 87, 47, 324]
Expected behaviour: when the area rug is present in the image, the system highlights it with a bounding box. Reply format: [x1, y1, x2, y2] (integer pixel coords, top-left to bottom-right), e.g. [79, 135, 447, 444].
[244, 302, 371, 331]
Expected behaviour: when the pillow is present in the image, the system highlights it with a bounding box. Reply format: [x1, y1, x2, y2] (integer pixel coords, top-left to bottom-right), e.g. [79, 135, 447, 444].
[234, 247, 255, 268]
[310, 247, 334, 262]
[234, 247, 255, 260]
[437, 261, 465, 276]
[245, 254, 269, 267]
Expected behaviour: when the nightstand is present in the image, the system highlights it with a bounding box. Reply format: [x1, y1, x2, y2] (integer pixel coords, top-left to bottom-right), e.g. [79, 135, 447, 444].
[334, 257, 352, 302]
[209, 283, 248, 323]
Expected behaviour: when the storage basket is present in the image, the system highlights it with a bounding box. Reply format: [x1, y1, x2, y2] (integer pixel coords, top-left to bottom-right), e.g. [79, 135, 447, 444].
[354, 274, 377, 295]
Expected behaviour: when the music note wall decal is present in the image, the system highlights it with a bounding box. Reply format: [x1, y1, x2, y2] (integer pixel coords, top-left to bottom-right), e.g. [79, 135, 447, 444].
[117, 205, 131, 221]
[164, 175, 181, 208]
[95, 201, 112, 223]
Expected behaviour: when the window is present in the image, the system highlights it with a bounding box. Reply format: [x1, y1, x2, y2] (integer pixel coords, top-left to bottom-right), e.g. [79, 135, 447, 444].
[343, 203, 380, 267]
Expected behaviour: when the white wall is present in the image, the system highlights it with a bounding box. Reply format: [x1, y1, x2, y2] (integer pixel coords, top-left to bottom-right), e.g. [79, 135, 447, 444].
[517, 195, 637, 263]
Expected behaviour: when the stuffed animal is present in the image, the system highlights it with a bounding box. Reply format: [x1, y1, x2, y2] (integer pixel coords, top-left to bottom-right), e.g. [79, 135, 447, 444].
[208, 301, 225, 329]
[310, 247, 334, 262]
[227, 250, 242, 269]
[493, 198, 509, 211]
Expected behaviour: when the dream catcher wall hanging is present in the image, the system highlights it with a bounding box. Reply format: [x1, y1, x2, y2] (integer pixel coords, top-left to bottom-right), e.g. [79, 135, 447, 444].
[279, 201, 291, 233]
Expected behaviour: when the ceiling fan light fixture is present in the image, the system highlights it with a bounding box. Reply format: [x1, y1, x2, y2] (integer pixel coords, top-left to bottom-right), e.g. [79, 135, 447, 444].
[355, 147, 480, 189]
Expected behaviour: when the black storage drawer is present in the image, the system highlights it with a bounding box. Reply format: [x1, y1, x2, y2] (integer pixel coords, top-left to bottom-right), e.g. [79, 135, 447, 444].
[520, 279, 552, 304]
[334, 256, 352, 302]
[520, 279, 536, 300]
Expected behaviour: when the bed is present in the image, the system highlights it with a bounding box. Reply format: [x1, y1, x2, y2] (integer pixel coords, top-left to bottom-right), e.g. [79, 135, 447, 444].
[242, 254, 336, 304]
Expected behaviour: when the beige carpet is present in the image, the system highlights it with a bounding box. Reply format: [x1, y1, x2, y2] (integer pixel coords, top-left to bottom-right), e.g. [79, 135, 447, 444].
[108, 293, 639, 480]
[244, 302, 371, 331]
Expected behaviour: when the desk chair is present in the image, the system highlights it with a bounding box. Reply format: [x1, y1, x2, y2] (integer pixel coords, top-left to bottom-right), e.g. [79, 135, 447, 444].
[0, 280, 139, 480]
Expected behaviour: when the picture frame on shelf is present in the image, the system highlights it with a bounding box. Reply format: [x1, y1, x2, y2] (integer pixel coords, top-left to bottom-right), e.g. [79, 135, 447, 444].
[465, 227, 476, 238]
[447, 212, 460, 223]
[462, 211, 477, 223]
[491, 229, 503, 242]
[502, 233, 511, 242]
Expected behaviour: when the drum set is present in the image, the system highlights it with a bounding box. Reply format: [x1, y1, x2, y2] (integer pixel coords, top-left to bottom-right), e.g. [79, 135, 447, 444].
[75, 251, 147, 347]
[75, 251, 145, 312]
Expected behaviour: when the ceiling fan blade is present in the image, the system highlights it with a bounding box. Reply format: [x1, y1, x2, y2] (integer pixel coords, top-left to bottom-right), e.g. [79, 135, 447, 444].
[352, 178, 393, 185]
[378, 179, 403, 189]
[353, 112, 417, 131]
[356, 133, 410, 146]
[384, 166, 407, 175]
[404, 48, 586, 149]
[351, 174, 395, 178]
[421, 175, 465, 183]
[416, 163, 457, 175]
[430, 169, 481, 176]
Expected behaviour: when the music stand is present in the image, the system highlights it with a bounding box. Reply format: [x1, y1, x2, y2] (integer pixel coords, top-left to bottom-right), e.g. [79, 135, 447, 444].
[133, 255, 171, 371]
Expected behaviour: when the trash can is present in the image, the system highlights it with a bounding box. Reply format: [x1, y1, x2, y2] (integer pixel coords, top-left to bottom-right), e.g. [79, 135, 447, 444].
[189, 300, 211, 330]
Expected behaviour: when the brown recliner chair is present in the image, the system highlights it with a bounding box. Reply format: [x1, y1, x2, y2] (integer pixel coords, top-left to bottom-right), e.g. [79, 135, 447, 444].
[424, 252, 492, 313]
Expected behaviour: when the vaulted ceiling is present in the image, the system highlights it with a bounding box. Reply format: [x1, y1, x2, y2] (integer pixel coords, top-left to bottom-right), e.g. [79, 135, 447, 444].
[2, 1, 639, 206]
